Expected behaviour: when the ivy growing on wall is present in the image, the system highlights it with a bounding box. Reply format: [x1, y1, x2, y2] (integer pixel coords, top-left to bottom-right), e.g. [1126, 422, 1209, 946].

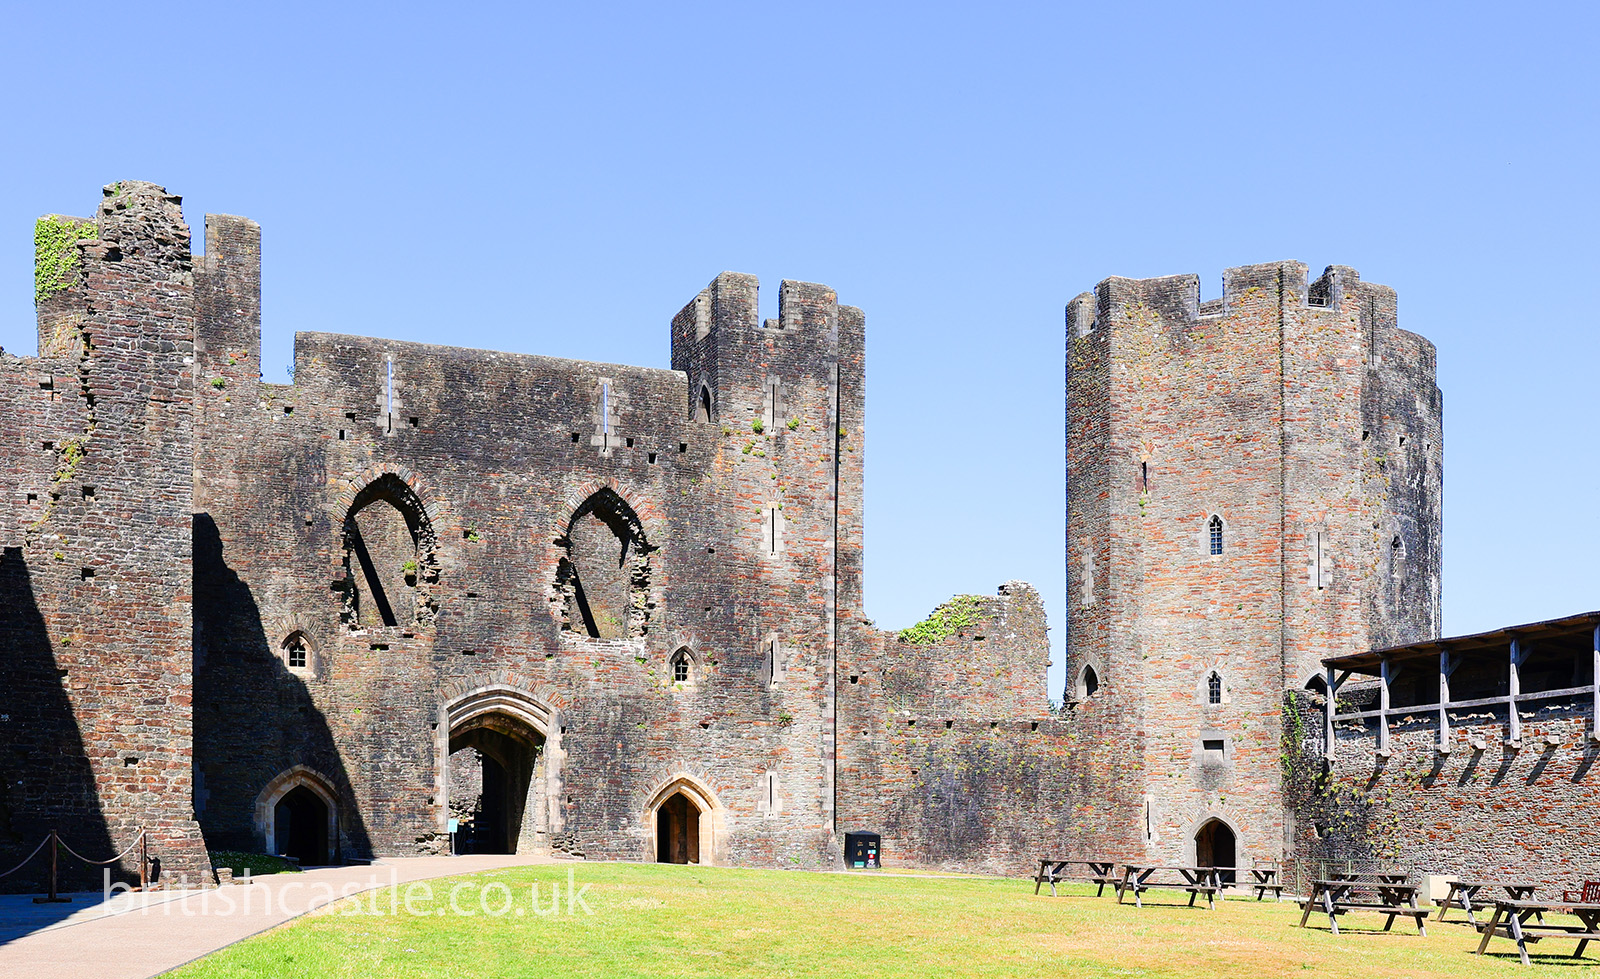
[897, 595, 984, 645]
[34, 217, 98, 304]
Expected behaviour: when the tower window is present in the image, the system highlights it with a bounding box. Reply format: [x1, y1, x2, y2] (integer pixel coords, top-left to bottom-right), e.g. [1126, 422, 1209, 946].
[1081, 664, 1100, 698]
[697, 384, 713, 424]
[1207, 671, 1223, 705]
[671, 647, 692, 684]
[764, 504, 785, 557]
[283, 633, 310, 671]
[1208, 515, 1224, 555]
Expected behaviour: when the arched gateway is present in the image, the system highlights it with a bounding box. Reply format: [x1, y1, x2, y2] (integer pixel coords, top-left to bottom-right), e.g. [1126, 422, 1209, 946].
[441, 686, 562, 855]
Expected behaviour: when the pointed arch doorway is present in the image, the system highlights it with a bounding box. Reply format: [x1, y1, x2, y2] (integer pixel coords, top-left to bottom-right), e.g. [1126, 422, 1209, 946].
[255, 766, 340, 866]
[442, 686, 560, 855]
[656, 792, 700, 864]
[645, 776, 723, 866]
[1194, 818, 1236, 883]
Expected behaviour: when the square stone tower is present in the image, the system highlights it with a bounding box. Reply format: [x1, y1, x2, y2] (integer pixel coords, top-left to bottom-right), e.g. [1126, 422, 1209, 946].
[1064, 262, 1442, 866]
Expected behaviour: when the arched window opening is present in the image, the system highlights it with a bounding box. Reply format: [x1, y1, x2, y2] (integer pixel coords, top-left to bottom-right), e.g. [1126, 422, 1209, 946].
[1081, 664, 1100, 699]
[1208, 515, 1224, 556]
[671, 647, 692, 684]
[554, 488, 655, 640]
[340, 474, 438, 631]
[282, 632, 310, 671]
[1207, 671, 1223, 705]
[1305, 675, 1328, 695]
[697, 384, 713, 424]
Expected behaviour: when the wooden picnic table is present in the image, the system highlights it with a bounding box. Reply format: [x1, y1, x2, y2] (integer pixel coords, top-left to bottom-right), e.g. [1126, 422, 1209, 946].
[1436, 880, 1540, 926]
[1207, 866, 1283, 901]
[1033, 859, 1118, 897]
[1116, 864, 1222, 910]
[1326, 870, 1411, 885]
[1474, 900, 1600, 967]
[1298, 878, 1429, 935]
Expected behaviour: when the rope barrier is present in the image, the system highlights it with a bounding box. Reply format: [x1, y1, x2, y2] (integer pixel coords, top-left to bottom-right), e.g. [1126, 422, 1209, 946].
[0, 827, 150, 902]
[0, 835, 51, 880]
[57, 829, 146, 866]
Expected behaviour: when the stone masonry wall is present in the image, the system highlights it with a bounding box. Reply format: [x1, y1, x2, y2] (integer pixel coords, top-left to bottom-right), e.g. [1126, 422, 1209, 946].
[1286, 690, 1600, 893]
[837, 584, 1145, 873]
[1065, 263, 1442, 870]
[189, 226, 865, 868]
[0, 183, 211, 890]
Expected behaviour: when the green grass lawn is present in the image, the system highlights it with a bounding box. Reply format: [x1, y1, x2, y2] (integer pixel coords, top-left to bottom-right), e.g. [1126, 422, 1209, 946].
[170, 863, 1585, 978]
[207, 851, 303, 877]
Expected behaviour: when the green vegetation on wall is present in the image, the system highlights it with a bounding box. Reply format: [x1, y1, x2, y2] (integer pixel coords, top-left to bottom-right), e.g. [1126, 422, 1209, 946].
[898, 595, 984, 645]
[34, 216, 98, 304]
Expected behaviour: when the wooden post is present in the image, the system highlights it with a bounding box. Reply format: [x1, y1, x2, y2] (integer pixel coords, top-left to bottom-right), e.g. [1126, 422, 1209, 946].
[1439, 652, 1459, 751]
[139, 830, 148, 890]
[1592, 627, 1600, 743]
[1509, 640, 1524, 743]
[31, 830, 71, 904]
[1324, 664, 1337, 762]
[1378, 658, 1393, 754]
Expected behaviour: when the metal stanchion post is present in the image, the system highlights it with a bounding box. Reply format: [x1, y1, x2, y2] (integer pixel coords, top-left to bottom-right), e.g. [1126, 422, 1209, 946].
[140, 831, 148, 890]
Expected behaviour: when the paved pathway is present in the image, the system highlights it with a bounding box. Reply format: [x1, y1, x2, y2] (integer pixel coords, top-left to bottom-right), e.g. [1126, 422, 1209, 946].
[0, 853, 556, 978]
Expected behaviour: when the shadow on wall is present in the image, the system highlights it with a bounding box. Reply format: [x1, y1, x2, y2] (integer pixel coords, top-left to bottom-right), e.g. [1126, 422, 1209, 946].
[0, 548, 117, 906]
[191, 514, 373, 862]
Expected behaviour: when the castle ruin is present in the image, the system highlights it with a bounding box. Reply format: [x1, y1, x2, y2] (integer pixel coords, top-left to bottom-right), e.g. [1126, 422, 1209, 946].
[2, 181, 1596, 892]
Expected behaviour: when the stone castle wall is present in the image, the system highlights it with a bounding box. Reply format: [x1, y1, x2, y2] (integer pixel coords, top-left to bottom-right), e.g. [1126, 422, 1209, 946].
[1065, 262, 1443, 869]
[0, 183, 211, 889]
[837, 584, 1145, 873]
[187, 230, 862, 865]
[2, 181, 1103, 887]
[1285, 690, 1600, 892]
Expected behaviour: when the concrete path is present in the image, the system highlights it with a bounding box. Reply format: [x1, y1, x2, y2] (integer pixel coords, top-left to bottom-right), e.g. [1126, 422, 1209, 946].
[0, 853, 556, 978]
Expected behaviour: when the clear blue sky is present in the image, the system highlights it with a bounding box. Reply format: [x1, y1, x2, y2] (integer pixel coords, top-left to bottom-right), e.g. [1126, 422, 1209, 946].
[3, 2, 1596, 701]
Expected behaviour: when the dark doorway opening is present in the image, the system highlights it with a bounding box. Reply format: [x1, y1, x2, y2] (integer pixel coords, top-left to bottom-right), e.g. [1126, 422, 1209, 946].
[448, 715, 545, 854]
[1195, 818, 1236, 883]
[275, 786, 330, 866]
[655, 792, 700, 864]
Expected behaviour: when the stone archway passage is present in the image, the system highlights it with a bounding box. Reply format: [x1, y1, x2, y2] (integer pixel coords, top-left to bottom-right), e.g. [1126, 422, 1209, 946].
[1195, 818, 1236, 884]
[274, 785, 330, 866]
[655, 791, 701, 865]
[448, 713, 546, 855]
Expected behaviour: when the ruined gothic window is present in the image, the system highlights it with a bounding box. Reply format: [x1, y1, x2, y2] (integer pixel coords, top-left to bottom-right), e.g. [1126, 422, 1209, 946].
[671, 647, 692, 684]
[341, 474, 438, 630]
[1207, 671, 1223, 705]
[697, 384, 713, 424]
[1081, 664, 1100, 699]
[554, 488, 655, 640]
[1207, 515, 1224, 555]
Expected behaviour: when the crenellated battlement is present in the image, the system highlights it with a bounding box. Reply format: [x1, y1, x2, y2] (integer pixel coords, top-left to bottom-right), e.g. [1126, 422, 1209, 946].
[1085, 262, 1392, 327]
